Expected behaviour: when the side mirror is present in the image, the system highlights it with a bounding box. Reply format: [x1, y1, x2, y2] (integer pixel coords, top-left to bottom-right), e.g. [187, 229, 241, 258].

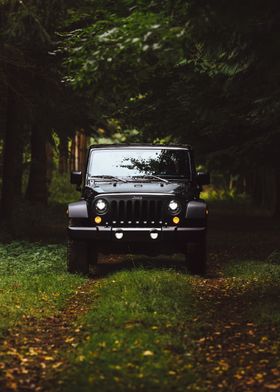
[71, 171, 82, 186]
[196, 172, 210, 186]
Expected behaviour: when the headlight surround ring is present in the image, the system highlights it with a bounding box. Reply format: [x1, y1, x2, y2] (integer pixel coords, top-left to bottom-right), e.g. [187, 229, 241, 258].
[168, 199, 181, 215]
[94, 198, 109, 215]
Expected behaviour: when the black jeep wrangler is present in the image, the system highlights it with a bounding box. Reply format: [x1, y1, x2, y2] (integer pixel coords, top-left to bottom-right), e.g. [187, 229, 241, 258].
[67, 144, 210, 275]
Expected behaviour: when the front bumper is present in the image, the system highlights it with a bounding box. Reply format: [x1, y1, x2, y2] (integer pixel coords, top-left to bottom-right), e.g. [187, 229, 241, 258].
[68, 225, 206, 243]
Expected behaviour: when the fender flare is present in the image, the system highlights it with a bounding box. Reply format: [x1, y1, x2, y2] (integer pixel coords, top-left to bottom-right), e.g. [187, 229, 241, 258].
[68, 201, 89, 218]
[186, 200, 207, 219]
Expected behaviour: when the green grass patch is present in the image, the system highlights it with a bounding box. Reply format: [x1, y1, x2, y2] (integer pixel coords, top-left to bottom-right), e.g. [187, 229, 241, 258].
[0, 242, 85, 332]
[60, 269, 199, 392]
[223, 260, 280, 325]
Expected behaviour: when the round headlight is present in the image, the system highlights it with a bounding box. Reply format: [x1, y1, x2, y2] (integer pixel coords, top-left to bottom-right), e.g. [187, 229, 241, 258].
[95, 199, 108, 214]
[168, 200, 181, 214]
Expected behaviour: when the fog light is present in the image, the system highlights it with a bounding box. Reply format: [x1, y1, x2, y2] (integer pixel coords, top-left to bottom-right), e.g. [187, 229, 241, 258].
[115, 231, 123, 240]
[173, 216, 180, 224]
[150, 232, 159, 240]
[95, 216, 102, 224]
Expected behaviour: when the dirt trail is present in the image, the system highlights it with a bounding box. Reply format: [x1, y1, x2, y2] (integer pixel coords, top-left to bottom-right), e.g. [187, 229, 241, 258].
[188, 209, 280, 391]
[192, 277, 280, 391]
[0, 279, 98, 391]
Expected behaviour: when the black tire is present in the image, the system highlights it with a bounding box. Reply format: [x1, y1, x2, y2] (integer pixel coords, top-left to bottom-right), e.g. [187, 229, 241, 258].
[186, 235, 207, 275]
[67, 240, 89, 275]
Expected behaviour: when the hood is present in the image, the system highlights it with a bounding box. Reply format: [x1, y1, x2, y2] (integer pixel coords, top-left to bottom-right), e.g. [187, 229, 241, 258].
[86, 179, 192, 197]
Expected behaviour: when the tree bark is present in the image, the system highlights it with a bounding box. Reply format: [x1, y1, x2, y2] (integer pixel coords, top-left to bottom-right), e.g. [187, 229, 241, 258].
[70, 134, 76, 171]
[46, 141, 54, 190]
[25, 125, 48, 204]
[1, 91, 22, 220]
[14, 139, 24, 195]
[273, 169, 280, 218]
[59, 135, 69, 174]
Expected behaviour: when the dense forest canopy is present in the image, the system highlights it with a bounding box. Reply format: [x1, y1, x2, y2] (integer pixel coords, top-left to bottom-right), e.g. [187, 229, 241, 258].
[1, 0, 280, 219]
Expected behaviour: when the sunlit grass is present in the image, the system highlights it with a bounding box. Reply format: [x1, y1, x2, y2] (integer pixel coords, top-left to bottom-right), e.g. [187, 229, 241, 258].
[60, 269, 199, 392]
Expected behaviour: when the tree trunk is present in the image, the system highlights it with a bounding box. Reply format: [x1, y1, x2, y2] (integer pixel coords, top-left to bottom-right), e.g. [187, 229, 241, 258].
[1, 91, 22, 220]
[273, 169, 280, 218]
[46, 141, 54, 190]
[14, 140, 24, 195]
[70, 134, 76, 171]
[70, 130, 88, 172]
[25, 125, 48, 204]
[252, 168, 263, 205]
[59, 135, 69, 174]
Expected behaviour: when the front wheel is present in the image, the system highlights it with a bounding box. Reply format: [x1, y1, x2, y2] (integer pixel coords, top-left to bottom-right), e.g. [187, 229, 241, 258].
[186, 235, 207, 275]
[67, 240, 89, 275]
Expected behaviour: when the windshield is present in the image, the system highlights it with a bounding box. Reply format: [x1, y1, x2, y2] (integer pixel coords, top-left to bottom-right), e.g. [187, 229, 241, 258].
[88, 148, 191, 179]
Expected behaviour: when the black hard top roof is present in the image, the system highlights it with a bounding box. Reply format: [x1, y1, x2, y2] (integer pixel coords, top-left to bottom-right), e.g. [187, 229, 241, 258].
[89, 143, 192, 150]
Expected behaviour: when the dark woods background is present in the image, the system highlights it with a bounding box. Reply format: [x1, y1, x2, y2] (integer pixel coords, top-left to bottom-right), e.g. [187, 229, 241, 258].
[1, 0, 280, 236]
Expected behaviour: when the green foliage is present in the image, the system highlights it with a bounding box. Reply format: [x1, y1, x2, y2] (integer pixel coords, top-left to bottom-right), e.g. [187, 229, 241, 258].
[59, 269, 198, 391]
[64, 10, 184, 87]
[63, 6, 185, 130]
[60, 0, 280, 173]
[90, 125, 141, 144]
[0, 242, 84, 332]
[267, 250, 280, 265]
[49, 173, 80, 205]
[200, 186, 250, 202]
[200, 187, 237, 201]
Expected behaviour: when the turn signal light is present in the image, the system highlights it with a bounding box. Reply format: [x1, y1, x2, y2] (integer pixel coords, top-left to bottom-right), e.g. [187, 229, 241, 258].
[173, 216, 180, 224]
[95, 216, 102, 224]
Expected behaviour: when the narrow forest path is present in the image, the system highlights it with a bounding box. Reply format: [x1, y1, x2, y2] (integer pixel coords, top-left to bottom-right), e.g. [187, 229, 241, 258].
[0, 204, 279, 391]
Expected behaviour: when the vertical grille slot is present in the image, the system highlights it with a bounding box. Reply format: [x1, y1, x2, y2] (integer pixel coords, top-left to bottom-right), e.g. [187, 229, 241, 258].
[127, 200, 132, 221]
[149, 200, 155, 221]
[134, 200, 140, 221]
[156, 200, 162, 220]
[111, 200, 118, 221]
[119, 200, 125, 221]
[142, 200, 148, 220]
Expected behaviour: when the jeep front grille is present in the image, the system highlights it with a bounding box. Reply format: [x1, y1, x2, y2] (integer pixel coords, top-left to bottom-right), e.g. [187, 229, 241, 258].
[109, 199, 163, 224]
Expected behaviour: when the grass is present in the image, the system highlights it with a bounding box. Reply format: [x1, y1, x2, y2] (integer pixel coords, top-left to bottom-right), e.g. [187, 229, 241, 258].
[223, 260, 280, 325]
[59, 269, 200, 392]
[0, 242, 85, 332]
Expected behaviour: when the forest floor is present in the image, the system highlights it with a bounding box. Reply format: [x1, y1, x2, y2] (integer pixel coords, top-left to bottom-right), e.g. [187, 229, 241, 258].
[0, 201, 280, 391]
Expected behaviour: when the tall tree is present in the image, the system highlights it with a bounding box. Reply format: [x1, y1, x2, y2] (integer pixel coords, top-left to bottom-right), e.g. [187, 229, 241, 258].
[62, 0, 280, 214]
[0, 0, 88, 210]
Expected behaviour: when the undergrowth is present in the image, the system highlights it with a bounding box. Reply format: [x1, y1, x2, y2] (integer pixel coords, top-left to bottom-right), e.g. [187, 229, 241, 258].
[0, 242, 84, 332]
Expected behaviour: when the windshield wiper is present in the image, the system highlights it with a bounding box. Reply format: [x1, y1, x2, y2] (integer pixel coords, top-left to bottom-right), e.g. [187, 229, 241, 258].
[133, 175, 169, 184]
[88, 175, 127, 183]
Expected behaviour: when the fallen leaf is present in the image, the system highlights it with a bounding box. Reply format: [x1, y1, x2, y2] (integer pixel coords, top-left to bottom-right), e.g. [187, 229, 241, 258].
[143, 350, 154, 356]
